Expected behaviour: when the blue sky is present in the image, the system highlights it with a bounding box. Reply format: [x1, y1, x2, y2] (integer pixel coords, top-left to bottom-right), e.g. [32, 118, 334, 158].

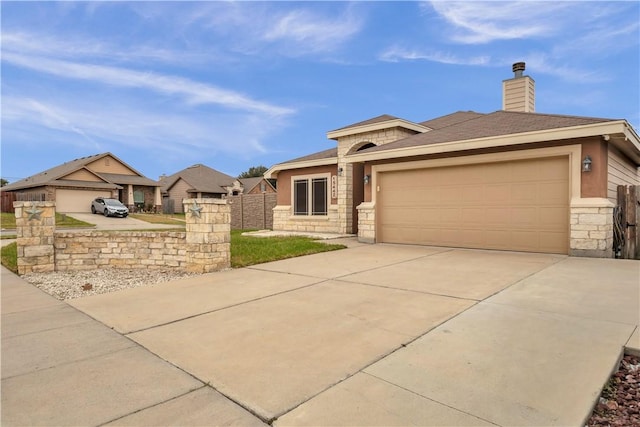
[2, 1, 639, 183]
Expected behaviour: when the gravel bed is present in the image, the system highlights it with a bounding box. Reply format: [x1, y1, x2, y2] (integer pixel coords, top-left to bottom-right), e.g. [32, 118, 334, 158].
[22, 269, 201, 300]
[588, 354, 640, 426]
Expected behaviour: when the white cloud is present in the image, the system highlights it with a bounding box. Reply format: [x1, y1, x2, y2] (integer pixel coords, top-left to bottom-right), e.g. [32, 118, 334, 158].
[131, 2, 364, 57]
[2, 95, 287, 159]
[1, 31, 220, 67]
[379, 46, 490, 65]
[2, 52, 293, 116]
[261, 8, 363, 54]
[425, 1, 572, 44]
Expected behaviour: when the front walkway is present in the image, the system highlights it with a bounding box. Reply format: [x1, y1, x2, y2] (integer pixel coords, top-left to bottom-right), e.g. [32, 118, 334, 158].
[2, 244, 639, 426]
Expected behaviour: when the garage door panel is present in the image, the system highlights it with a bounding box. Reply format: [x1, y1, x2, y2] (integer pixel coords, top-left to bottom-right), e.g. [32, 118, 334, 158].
[378, 157, 569, 254]
[56, 189, 112, 213]
[539, 182, 569, 203]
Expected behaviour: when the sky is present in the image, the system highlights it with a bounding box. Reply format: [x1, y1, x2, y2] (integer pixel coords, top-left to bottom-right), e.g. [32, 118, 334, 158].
[1, 1, 639, 184]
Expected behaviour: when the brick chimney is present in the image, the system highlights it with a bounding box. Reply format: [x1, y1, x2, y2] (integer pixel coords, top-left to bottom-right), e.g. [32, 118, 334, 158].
[502, 62, 535, 113]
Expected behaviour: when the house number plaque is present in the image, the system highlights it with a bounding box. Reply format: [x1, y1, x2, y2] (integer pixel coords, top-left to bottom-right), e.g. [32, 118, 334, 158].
[331, 176, 338, 199]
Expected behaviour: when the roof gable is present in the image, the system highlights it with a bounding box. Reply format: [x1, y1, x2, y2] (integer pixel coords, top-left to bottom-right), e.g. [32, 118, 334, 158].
[327, 115, 430, 140]
[162, 164, 235, 194]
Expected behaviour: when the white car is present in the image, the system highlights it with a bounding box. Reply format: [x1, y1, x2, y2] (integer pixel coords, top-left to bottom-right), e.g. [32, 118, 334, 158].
[91, 198, 129, 217]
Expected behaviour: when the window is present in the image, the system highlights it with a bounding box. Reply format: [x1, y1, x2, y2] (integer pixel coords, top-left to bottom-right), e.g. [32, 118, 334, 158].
[293, 176, 328, 216]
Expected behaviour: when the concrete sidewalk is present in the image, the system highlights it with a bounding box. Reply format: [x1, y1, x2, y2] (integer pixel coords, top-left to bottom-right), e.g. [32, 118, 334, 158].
[0, 266, 266, 426]
[2, 244, 639, 426]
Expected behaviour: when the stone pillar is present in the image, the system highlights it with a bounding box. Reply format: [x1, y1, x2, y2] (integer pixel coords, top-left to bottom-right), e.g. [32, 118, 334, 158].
[570, 198, 614, 258]
[356, 202, 376, 243]
[183, 199, 230, 273]
[14, 201, 56, 274]
[337, 161, 353, 234]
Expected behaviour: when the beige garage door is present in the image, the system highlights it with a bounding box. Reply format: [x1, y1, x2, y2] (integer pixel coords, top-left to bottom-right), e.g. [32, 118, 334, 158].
[56, 189, 112, 213]
[378, 156, 569, 254]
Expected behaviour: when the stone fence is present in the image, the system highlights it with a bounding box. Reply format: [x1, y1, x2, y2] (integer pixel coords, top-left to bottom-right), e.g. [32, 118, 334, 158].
[228, 193, 277, 230]
[14, 199, 230, 275]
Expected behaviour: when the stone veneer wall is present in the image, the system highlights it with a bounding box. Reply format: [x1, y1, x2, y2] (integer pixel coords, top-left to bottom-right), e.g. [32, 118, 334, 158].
[272, 205, 341, 233]
[14, 199, 230, 275]
[356, 202, 375, 243]
[15, 201, 56, 274]
[184, 199, 230, 273]
[54, 231, 187, 271]
[228, 193, 277, 230]
[569, 200, 614, 258]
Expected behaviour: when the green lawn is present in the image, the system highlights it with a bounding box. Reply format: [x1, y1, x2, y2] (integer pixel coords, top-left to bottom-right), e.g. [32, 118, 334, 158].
[1, 212, 94, 229]
[230, 229, 345, 268]
[0, 230, 346, 274]
[1, 242, 17, 274]
[129, 213, 186, 226]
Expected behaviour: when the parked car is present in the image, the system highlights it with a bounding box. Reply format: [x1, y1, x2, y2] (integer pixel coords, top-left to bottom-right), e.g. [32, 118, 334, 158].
[91, 198, 129, 217]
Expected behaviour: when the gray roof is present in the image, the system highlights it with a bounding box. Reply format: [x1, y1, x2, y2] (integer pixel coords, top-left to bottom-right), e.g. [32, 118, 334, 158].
[98, 173, 159, 186]
[276, 148, 338, 166]
[419, 111, 486, 129]
[358, 110, 617, 154]
[1, 152, 158, 191]
[329, 114, 401, 133]
[162, 164, 235, 194]
[239, 177, 269, 193]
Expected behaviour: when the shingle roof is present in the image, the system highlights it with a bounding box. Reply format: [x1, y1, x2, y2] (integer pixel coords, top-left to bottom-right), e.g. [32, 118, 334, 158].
[275, 147, 338, 165]
[358, 110, 617, 154]
[329, 114, 401, 132]
[237, 177, 267, 193]
[419, 111, 486, 129]
[162, 164, 235, 194]
[98, 173, 159, 187]
[1, 152, 156, 191]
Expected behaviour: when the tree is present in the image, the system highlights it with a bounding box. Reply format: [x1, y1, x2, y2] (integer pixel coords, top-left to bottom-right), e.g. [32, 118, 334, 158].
[0, 178, 8, 187]
[238, 165, 268, 179]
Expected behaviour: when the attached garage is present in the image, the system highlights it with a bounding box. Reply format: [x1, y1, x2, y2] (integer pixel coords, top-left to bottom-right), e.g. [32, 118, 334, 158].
[377, 156, 570, 254]
[56, 189, 112, 213]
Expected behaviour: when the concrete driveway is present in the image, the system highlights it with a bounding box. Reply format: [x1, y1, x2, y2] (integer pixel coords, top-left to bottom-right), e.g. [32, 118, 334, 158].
[3, 243, 639, 426]
[63, 212, 181, 230]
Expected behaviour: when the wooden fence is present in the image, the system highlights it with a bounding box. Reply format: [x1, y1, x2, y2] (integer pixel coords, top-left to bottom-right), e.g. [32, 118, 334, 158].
[615, 185, 640, 259]
[1, 192, 47, 213]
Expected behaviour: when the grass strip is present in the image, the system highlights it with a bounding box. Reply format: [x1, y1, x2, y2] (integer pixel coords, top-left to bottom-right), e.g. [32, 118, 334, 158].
[129, 213, 186, 226]
[1, 212, 94, 228]
[1, 242, 18, 274]
[230, 229, 345, 268]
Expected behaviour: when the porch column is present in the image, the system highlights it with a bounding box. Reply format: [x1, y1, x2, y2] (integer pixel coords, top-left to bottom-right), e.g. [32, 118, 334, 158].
[127, 184, 134, 210]
[154, 187, 162, 213]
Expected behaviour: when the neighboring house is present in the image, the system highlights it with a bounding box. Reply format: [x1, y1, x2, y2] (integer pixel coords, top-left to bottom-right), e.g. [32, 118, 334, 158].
[160, 164, 235, 213]
[266, 63, 640, 258]
[236, 177, 277, 195]
[1, 152, 162, 213]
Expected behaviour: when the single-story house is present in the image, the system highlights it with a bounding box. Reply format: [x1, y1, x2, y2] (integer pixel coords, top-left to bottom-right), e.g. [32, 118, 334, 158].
[265, 63, 640, 258]
[1, 152, 162, 213]
[160, 164, 276, 213]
